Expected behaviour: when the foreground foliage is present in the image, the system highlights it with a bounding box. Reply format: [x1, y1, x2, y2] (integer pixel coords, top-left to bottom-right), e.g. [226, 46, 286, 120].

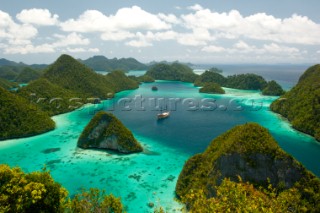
[184, 178, 302, 213]
[271, 64, 320, 141]
[0, 164, 124, 213]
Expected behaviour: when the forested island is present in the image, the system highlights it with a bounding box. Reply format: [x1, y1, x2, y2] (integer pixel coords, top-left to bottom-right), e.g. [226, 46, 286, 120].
[79, 55, 148, 72]
[78, 111, 143, 153]
[271, 64, 320, 141]
[0, 55, 319, 212]
[1, 54, 139, 140]
[199, 82, 225, 94]
[176, 123, 320, 212]
[194, 70, 284, 95]
[145, 63, 198, 82]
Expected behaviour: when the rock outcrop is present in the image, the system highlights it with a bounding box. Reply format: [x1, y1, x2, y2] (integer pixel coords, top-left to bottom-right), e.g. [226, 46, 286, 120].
[78, 111, 143, 153]
[176, 123, 320, 210]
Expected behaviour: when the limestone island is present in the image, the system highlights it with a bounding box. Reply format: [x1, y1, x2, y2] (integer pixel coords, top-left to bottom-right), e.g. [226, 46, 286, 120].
[176, 123, 320, 211]
[199, 82, 225, 94]
[78, 111, 143, 153]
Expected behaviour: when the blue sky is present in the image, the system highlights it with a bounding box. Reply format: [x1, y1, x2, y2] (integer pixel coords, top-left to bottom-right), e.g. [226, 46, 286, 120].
[0, 0, 320, 64]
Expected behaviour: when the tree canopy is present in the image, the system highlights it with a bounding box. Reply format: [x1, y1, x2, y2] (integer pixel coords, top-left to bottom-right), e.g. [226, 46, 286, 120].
[271, 64, 320, 141]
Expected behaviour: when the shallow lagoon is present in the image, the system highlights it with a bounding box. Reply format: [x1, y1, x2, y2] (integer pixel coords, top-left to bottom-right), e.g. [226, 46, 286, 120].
[0, 81, 319, 212]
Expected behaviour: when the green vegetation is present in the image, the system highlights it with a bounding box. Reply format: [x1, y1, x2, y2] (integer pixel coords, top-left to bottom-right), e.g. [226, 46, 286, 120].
[0, 87, 54, 140]
[183, 178, 302, 213]
[208, 67, 223, 73]
[105, 70, 139, 92]
[43, 54, 114, 99]
[78, 111, 143, 153]
[194, 71, 226, 87]
[225, 73, 267, 90]
[129, 74, 155, 83]
[195, 71, 283, 95]
[0, 66, 20, 80]
[271, 64, 320, 141]
[80, 55, 148, 72]
[262, 80, 285, 96]
[176, 123, 320, 211]
[15, 67, 42, 83]
[18, 54, 139, 116]
[199, 83, 225, 94]
[0, 164, 124, 213]
[18, 78, 80, 116]
[0, 77, 19, 90]
[70, 188, 123, 213]
[146, 63, 198, 82]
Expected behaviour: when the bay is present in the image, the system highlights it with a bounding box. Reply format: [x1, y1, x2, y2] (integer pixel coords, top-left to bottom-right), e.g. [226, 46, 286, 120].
[0, 79, 319, 212]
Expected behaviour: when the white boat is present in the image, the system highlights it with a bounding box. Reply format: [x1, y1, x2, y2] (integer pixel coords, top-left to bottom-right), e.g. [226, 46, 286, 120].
[157, 111, 170, 119]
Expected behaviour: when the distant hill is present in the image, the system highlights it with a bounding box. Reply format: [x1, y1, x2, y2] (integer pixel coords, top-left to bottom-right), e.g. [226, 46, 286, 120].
[15, 67, 42, 83]
[0, 66, 21, 80]
[271, 64, 320, 141]
[19, 54, 139, 115]
[194, 71, 284, 94]
[146, 62, 198, 82]
[0, 58, 24, 67]
[0, 87, 54, 140]
[80, 55, 148, 72]
[0, 77, 19, 90]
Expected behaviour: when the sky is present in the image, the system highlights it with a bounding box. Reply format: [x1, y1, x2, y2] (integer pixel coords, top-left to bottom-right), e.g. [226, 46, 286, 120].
[0, 0, 320, 64]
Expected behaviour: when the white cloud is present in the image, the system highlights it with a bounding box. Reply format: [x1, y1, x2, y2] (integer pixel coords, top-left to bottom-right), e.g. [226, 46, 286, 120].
[262, 43, 299, 54]
[125, 39, 152, 47]
[53, 32, 90, 47]
[234, 41, 251, 50]
[158, 13, 180, 24]
[61, 6, 171, 33]
[3, 32, 90, 54]
[16, 9, 59, 26]
[5, 43, 55, 54]
[65, 47, 100, 53]
[187, 4, 203, 11]
[60, 10, 111, 32]
[65, 47, 85, 53]
[181, 7, 320, 45]
[101, 31, 135, 41]
[0, 10, 37, 46]
[88, 48, 100, 53]
[113, 6, 171, 30]
[317, 50, 320, 54]
[202, 45, 226, 53]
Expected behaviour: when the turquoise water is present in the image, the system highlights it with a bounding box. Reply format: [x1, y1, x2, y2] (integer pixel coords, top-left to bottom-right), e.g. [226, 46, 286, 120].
[1, 81, 320, 212]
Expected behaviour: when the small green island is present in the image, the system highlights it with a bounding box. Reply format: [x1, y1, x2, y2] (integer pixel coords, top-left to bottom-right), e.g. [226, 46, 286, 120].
[176, 123, 320, 212]
[262, 80, 285, 96]
[194, 70, 285, 96]
[145, 62, 198, 82]
[199, 82, 225, 94]
[78, 111, 143, 153]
